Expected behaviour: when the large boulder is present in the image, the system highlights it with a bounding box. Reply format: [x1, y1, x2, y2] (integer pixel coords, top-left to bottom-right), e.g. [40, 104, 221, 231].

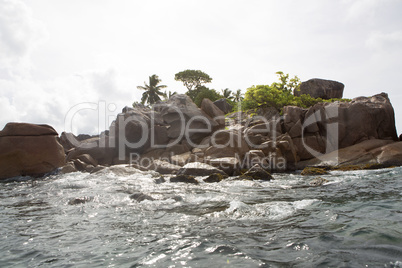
[239, 164, 274, 181]
[204, 130, 250, 160]
[283, 93, 398, 161]
[65, 134, 117, 166]
[114, 105, 166, 156]
[201, 98, 225, 127]
[213, 98, 233, 114]
[154, 94, 220, 144]
[177, 162, 226, 176]
[294, 78, 344, 99]
[297, 139, 395, 169]
[148, 160, 181, 174]
[371, 141, 402, 166]
[0, 123, 65, 179]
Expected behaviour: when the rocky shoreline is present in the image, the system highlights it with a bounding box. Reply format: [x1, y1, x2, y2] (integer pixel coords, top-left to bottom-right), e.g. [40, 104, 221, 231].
[1, 85, 402, 181]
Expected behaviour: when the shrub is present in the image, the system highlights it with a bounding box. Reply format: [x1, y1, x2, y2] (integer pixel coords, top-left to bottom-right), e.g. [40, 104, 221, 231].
[193, 86, 222, 107]
[242, 72, 351, 112]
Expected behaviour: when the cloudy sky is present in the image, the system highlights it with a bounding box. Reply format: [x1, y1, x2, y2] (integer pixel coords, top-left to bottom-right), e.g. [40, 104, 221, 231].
[1, 0, 402, 135]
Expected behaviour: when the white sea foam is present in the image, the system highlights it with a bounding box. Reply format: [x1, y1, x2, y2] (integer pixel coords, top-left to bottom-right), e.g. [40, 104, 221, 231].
[209, 199, 320, 220]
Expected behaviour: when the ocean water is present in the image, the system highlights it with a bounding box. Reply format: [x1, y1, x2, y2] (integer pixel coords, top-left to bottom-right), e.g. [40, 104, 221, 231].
[0, 166, 401, 267]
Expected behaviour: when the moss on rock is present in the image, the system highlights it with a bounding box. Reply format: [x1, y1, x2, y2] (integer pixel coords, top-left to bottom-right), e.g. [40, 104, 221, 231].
[203, 173, 228, 183]
[170, 174, 199, 184]
[239, 164, 273, 181]
[301, 167, 329, 176]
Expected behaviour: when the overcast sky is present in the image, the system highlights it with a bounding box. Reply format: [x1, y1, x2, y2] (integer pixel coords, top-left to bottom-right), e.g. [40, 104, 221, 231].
[1, 0, 402, 135]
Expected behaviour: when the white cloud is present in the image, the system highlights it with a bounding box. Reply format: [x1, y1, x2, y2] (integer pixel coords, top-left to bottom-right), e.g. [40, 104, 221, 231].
[1, 0, 402, 134]
[343, 0, 382, 20]
[0, 0, 47, 78]
[366, 31, 402, 51]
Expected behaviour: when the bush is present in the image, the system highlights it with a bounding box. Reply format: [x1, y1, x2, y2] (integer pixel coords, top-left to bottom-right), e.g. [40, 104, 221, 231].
[242, 72, 351, 111]
[193, 86, 222, 107]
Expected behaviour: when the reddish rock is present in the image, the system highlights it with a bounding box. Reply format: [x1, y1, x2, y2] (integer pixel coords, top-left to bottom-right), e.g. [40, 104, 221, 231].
[0, 123, 65, 179]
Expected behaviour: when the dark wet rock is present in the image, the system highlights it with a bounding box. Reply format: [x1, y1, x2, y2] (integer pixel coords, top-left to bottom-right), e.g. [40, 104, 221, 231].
[371, 141, 402, 167]
[149, 160, 181, 174]
[68, 196, 93, 205]
[170, 152, 192, 166]
[256, 106, 280, 120]
[75, 154, 98, 167]
[170, 174, 199, 184]
[154, 94, 220, 143]
[208, 157, 240, 176]
[201, 98, 225, 127]
[154, 176, 166, 184]
[177, 162, 226, 176]
[130, 193, 155, 202]
[203, 173, 228, 183]
[73, 159, 88, 172]
[170, 195, 183, 202]
[309, 177, 329, 187]
[301, 167, 329, 176]
[204, 130, 250, 160]
[90, 165, 106, 173]
[65, 136, 116, 166]
[61, 163, 77, 174]
[297, 139, 395, 169]
[239, 164, 273, 181]
[213, 98, 233, 114]
[294, 78, 344, 99]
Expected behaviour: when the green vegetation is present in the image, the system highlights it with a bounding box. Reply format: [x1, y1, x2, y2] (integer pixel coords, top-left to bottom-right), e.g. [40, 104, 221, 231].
[242, 71, 351, 112]
[135, 70, 350, 113]
[174, 69, 215, 103]
[203, 173, 228, 183]
[221, 88, 234, 100]
[164, 90, 177, 101]
[174, 69, 212, 91]
[301, 167, 329, 176]
[331, 164, 388, 171]
[137, 74, 167, 105]
[233, 89, 244, 102]
[193, 86, 222, 107]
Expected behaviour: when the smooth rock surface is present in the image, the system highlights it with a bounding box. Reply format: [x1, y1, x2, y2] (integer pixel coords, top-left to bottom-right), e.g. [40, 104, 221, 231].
[177, 162, 226, 176]
[294, 78, 344, 99]
[0, 123, 65, 179]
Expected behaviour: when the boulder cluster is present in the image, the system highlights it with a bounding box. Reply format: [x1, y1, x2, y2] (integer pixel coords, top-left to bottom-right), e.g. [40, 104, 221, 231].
[1, 79, 402, 181]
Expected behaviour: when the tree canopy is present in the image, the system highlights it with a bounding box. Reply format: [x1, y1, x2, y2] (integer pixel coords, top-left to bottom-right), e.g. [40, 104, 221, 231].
[221, 88, 234, 100]
[193, 86, 221, 107]
[174, 69, 212, 91]
[137, 74, 167, 105]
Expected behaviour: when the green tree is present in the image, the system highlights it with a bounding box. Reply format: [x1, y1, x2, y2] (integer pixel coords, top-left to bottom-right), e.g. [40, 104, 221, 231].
[163, 90, 177, 100]
[221, 88, 234, 100]
[174, 69, 212, 91]
[243, 72, 300, 110]
[242, 71, 350, 111]
[233, 89, 243, 102]
[193, 86, 222, 107]
[137, 74, 167, 105]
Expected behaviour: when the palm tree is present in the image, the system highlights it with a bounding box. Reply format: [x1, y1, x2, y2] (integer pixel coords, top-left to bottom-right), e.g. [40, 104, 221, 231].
[137, 74, 167, 105]
[163, 90, 178, 100]
[234, 89, 243, 102]
[221, 88, 234, 100]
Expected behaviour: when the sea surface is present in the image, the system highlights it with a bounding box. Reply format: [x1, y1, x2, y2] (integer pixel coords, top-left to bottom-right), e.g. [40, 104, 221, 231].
[0, 166, 401, 267]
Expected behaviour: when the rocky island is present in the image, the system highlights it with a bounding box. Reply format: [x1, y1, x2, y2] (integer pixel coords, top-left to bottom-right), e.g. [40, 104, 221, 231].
[1, 78, 401, 181]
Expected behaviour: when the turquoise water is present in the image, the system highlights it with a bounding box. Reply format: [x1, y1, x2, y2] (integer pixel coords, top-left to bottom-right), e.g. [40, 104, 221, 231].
[0, 167, 401, 267]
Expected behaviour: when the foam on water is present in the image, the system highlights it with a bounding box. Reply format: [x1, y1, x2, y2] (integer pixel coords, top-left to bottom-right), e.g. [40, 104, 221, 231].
[209, 199, 320, 221]
[1, 167, 401, 267]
